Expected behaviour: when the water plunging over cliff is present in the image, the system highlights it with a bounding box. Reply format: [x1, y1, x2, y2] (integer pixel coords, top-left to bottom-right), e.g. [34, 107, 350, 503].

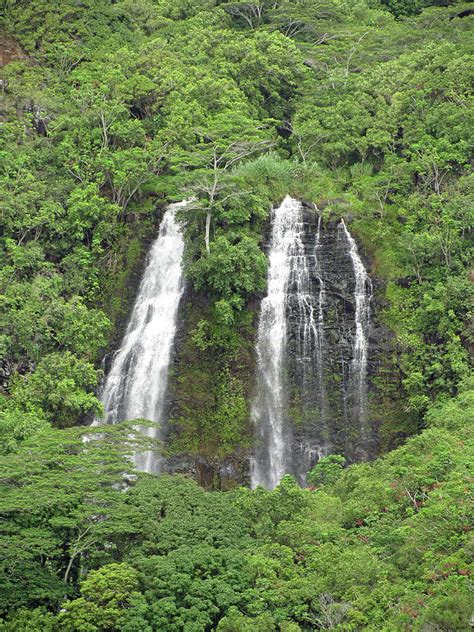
[251, 197, 373, 489]
[339, 219, 373, 437]
[98, 202, 186, 473]
[250, 196, 301, 489]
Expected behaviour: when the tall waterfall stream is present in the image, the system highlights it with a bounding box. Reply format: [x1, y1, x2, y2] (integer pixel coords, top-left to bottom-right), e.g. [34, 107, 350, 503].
[250, 197, 304, 489]
[251, 196, 372, 489]
[340, 219, 373, 443]
[97, 202, 186, 473]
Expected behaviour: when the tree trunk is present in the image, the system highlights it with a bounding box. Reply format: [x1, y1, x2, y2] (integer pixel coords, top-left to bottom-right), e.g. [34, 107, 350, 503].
[205, 209, 212, 254]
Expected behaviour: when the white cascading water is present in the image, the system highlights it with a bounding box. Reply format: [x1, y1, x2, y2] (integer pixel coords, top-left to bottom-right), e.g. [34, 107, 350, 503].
[340, 219, 372, 423]
[291, 209, 327, 478]
[315, 214, 326, 407]
[251, 196, 325, 489]
[251, 197, 302, 489]
[97, 202, 186, 473]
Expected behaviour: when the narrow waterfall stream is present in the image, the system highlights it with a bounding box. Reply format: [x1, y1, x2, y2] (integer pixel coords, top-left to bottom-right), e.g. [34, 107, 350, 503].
[98, 202, 186, 473]
[314, 214, 326, 429]
[250, 196, 302, 489]
[252, 197, 373, 489]
[339, 219, 373, 434]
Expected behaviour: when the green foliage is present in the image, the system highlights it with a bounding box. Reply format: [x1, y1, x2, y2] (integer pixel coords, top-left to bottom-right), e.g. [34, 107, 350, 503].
[217, 607, 275, 631]
[0, 400, 471, 628]
[379, 0, 459, 18]
[172, 367, 251, 461]
[426, 375, 474, 431]
[2, 0, 136, 59]
[307, 454, 346, 487]
[9, 352, 102, 427]
[0, 399, 48, 455]
[191, 234, 267, 299]
[58, 564, 148, 632]
[0, 424, 151, 617]
[0, 607, 57, 632]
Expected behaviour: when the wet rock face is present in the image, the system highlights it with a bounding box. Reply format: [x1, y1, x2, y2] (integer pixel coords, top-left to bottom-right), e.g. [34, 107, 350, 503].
[285, 208, 389, 482]
[166, 453, 250, 490]
[0, 359, 13, 392]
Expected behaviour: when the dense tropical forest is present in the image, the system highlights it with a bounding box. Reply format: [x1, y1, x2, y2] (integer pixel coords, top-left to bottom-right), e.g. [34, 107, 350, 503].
[0, 0, 473, 629]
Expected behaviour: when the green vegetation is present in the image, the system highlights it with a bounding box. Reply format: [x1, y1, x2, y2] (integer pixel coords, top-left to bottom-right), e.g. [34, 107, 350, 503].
[0, 0, 472, 628]
[0, 385, 471, 629]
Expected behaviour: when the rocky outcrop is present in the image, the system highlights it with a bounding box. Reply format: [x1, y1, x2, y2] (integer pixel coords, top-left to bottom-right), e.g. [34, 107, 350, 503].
[286, 206, 396, 480]
[0, 34, 28, 69]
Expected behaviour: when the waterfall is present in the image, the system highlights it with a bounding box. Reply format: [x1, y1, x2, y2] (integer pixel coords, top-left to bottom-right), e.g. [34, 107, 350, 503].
[251, 196, 302, 489]
[97, 202, 186, 473]
[339, 219, 372, 426]
[251, 196, 326, 489]
[315, 214, 326, 416]
[289, 209, 328, 480]
[252, 198, 373, 489]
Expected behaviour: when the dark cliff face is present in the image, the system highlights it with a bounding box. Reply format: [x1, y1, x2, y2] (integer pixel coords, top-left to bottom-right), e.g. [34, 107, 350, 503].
[287, 211, 367, 482]
[286, 207, 399, 483]
[166, 205, 398, 489]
